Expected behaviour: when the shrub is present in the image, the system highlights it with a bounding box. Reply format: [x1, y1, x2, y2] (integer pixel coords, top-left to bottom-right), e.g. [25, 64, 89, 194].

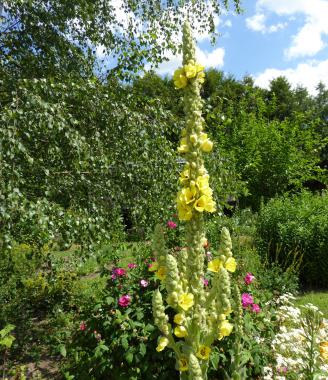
[256, 191, 328, 288]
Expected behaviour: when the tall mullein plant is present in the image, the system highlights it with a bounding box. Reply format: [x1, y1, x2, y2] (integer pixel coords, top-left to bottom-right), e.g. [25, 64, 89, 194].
[152, 22, 237, 380]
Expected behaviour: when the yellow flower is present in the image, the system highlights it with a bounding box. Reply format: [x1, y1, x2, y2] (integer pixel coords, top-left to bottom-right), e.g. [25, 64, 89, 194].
[178, 293, 194, 311]
[173, 68, 188, 89]
[178, 357, 189, 372]
[224, 257, 237, 273]
[199, 132, 213, 152]
[177, 202, 193, 221]
[189, 133, 198, 145]
[148, 262, 158, 272]
[194, 195, 216, 213]
[156, 336, 169, 352]
[197, 71, 205, 84]
[320, 341, 328, 361]
[196, 345, 211, 360]
[201, 139, 213, 152]
[179, 169, 190, 185]
[174, 313, 185, 325]
[184, 63, 197, 78]
[155, 266, 166, 281]
[180, 187, 197, 205]
[196, 175, 212, 197]
[196, 63, 205, 73]
[208, 258, 222, 273]
[174, 325, 188, 338]
[177, 137, 189, 153]
[218, 320, 233, 340]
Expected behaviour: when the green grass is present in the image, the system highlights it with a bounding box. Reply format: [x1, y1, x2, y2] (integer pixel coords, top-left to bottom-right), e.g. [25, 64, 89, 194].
[295, 291, 328, 318]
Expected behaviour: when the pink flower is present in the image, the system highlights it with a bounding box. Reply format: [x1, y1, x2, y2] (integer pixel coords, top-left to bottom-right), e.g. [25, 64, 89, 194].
[201, 277, 209, 287]
[252, 303, 261, 313]
[244, 272, 255, 285]
[79, 322, 86, 331]
[114, 268, 126, 276]
[111, 274, 116, 280]
[241, 293, 254, 308]
[118, 295, 131, 307]
[167, 220, 177, 229]
[140, 279, 149, 288]
[128, 263, 137, 269]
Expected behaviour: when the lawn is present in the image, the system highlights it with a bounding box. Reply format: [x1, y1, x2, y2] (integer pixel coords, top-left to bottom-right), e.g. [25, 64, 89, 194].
[295, 291, 328, 318]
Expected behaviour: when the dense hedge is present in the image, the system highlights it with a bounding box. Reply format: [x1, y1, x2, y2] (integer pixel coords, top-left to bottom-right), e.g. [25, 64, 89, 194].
[256, 191, 328, 288]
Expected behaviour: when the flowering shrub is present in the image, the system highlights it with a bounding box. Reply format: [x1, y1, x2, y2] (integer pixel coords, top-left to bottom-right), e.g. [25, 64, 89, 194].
[63, 245, 176, 379]
[264, 294, 328, 379]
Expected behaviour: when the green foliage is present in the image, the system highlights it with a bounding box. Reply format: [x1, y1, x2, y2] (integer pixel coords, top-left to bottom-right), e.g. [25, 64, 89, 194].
[64, 244, 176, 380]
[0, 1, 241, 80]
[257, 191, 328, 287]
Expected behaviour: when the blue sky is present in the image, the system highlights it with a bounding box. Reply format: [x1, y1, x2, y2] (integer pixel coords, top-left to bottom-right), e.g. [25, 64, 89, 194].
[155, 0, 328, 95]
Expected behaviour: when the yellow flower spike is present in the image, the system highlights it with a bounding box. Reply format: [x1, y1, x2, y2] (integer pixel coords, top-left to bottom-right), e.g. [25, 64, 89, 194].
[173, 68, 188, 89]
[178, 357, 189, 372]
[218, 320, 233, 340]
[208, 258, 223, 273]
[148, 262, 158, 272]
[184, 63, 197, 78]
[174, 325, 188, 338]
[196, 345, 211, 360]
[224, 257, 237, 273]
[156, 336, 169, 352]
[174, 313, 185, 325]
[155, 266, 167, 281]
[178, 293, 194, 311]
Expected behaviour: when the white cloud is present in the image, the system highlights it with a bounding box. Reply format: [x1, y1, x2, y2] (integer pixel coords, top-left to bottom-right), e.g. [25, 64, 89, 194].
[246, 13, 266, 33]
[246, 12, 287, 34]
[252, 0, 328, 59]
[254, 59, 328, 95]
[246, 13, 287, 34]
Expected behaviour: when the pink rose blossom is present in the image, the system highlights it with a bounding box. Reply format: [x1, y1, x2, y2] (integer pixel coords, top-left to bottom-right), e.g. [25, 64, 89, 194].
[79, 322, 86, 331]
[114, 268, 126, 276]
[118, 295, 131, 307]
[252, 303, 261, 313]
[241, 293, 254, 308]
[140, 279, 149, 288]
[128, 263, 137, 269]
[167, 220, 177, 229]
[244, 272, 255, 285]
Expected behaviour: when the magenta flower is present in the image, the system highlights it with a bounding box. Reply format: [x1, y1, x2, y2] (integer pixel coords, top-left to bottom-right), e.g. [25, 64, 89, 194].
[79, 322, 86, 331]
[244, 272, 255, 285]
[252, 303, 261, 313]
[114, 268, 126, 276]
[201, 277, 209, 287]
[241, 293, 254, 308]
[128, 263, 137, 269]
[140, 279, 149, 288]
[111, 274, 116, 280]
[118, 295, 131, 307]
[167, 220, 177, 229]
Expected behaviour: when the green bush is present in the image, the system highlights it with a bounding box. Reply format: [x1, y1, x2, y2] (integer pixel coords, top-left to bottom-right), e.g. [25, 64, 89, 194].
[256, 191, 328, 288]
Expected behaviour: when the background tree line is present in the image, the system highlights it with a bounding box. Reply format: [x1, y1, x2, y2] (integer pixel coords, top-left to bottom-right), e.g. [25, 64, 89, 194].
[0, 0, 327, 251]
